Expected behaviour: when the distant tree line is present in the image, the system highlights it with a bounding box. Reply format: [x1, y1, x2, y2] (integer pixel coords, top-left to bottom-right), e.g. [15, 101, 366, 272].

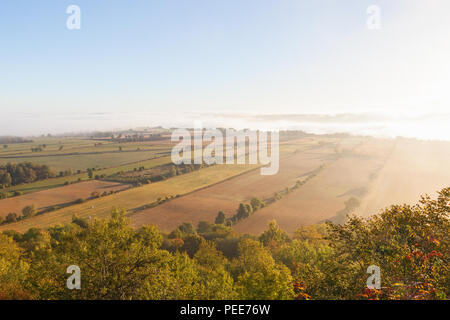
[111, 133, 164, 143]
[214, 166, 327, 227]
[106, 163, 212, 186]
[0, 204, 37, 225]
[0, 136, 32, 144]
[215, 197, 266, 226]
[0, 162, 55, 188]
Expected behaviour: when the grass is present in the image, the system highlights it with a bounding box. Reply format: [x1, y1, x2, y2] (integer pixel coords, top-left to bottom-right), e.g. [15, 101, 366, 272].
[0, 149, 171, 172]
[1, 136, 326, 196]
[0, 137, 172, 170]
[0, 136, 326, 232]
[1, 156, 173, 195]
[0, 163, 258, 232]
[0, 138, 171, 154]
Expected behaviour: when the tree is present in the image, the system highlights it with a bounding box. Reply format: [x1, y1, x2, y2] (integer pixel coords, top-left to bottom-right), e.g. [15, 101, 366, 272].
[1, 173, 12, 187]
[259, 220, 290, 247]
[215, 211, 226, 225]
[22, 205, 37, 218]
[168, 228, 183, 239]
[0, 162, 55, 186]
[0, 187, 446, 301]
[326, 187, 449, 300]
[87, 168, 93, 179]
[232, 238, 294, 299]
[236, 203, 250, 220]
[181, 234, 205, 258]
[250, 197, 264, 211]
[193, 241, 236, 299]
[245, 204, 253, 215]
[197, 221, 213, 234]
[0, 234, 30, 299]
[4, 212, 17, 223]
[177, 222, 196, 235]
[37, 208, 171, 299]
[90, 191, 100, 198]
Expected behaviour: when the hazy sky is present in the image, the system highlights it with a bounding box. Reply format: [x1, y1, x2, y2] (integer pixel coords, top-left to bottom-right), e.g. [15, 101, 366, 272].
[1, 1, 450, 136]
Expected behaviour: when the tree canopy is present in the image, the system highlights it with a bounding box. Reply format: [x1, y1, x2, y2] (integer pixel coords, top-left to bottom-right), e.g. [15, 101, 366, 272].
[0, 188, 448, 300]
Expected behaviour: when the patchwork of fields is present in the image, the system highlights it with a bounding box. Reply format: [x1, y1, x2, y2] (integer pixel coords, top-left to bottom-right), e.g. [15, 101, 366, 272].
[2, 156, 172, 194]
[130, 142, 339, 231]
[0, 135, 448, 236]
[0, 138, 173, 172]
[0, 180, 130, 218]
[0, 163, 257, 232]
[234, 140, 393, 234]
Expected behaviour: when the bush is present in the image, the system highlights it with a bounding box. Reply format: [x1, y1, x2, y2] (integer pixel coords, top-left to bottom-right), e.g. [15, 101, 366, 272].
[22, 205, 36, 218]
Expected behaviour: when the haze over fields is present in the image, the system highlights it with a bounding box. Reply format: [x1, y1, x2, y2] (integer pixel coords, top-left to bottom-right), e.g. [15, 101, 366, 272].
[0, 132, 448, 236]
[1, 0, 449, 302]
[2, 111, 449, 141]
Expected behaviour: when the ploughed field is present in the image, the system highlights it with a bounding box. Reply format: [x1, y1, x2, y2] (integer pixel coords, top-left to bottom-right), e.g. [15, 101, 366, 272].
[1, 135, 448, 237]
[235, 138, 450, 234]
[0, 134, 323, 232]
[0, 180, 130, 219]
[358, 139, 450, 217]
[0, 163, 257, 232]
[2, 155, 172, 195]
[233, 139, 393, 234]
[129, 140, 340, 232]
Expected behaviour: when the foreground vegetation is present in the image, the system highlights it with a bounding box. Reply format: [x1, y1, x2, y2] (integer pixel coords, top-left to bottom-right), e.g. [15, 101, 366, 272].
[0, 187, 447, 300]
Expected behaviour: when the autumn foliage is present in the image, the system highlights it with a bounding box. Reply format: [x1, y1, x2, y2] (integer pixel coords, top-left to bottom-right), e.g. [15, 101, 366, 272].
[0, 188, 448, 300]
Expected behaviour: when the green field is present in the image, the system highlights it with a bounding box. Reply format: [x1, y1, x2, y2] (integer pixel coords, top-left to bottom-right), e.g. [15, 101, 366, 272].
[0, 138, 172, 171]
[0, 135, 325, 232]
[0, 149, 171, 172]
[0, 136, 326, 195]
[2, 156, 173, 194]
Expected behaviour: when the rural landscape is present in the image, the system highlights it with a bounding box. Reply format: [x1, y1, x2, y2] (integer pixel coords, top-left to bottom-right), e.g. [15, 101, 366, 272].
[0, 130, 448, 300]
[1, 1, 449, 305]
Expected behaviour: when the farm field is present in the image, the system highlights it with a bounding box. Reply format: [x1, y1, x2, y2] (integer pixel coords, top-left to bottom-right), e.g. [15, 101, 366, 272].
[0, 137, 173, 171]
[2, 134, 447, 237]
[0, 180, 130, 219]
[358, 139, 450, 217]
[233, 138, 395, 234]
[0, 139, 96, 156]
[0, 163, 258, 232]
[1, 155, 173, 195]
[129, 140, 340, 231]
[0, 143, 170, 158]
[0, 149, 171, 172]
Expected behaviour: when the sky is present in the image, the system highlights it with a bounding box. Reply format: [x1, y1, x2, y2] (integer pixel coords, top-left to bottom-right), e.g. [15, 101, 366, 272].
[1, 0, 450, 138]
